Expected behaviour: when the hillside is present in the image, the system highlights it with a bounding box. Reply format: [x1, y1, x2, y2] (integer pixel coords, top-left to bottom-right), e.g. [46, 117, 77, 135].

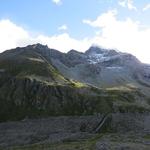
[0, 44, 110, 122]
[49, 46, 150, 90]
[0, 44, 149, 122]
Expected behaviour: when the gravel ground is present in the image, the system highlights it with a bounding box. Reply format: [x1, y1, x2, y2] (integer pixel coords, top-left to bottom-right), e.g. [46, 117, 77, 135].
[0, 113, 149, 150]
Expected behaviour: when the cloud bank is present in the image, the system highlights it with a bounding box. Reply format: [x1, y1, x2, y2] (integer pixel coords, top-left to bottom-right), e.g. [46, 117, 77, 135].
[0, 9, 150, 64]
[83, 10, 150, 63]
[0, 19, 90, 53]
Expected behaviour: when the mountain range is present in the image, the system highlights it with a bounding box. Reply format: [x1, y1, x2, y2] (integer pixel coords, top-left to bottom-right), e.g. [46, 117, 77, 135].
[0, 43, 150, 122]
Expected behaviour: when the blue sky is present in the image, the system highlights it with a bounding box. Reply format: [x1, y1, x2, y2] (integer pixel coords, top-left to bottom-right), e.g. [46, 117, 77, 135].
[0, 0, 150, 63]
[0, 0, 121, 38]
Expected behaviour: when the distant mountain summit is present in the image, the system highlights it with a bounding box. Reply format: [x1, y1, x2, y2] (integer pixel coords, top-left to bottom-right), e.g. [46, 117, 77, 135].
[85, 46, 106, 55]
[0, 44, 149, 122]
[48, 45, 149, 88]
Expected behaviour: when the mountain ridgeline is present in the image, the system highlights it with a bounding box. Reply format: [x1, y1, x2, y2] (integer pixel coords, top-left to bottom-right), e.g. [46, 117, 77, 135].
[0, 44, 150, 122]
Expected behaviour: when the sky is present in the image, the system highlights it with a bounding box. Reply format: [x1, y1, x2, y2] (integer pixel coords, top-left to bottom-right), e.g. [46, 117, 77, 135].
[0, 0, 150, 63]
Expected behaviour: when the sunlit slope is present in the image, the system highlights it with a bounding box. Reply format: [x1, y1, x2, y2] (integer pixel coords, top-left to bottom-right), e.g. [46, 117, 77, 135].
[0, 44, 149, 122]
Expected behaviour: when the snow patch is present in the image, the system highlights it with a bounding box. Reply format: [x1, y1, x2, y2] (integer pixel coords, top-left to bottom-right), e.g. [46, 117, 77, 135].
[106, 67, 123, 69]
[88, 53, 111, 64]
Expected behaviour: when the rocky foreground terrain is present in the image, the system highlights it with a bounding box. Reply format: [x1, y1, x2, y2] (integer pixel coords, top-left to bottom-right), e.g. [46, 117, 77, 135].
[0, 113, 150, 150]
[0, 44, 150, 149]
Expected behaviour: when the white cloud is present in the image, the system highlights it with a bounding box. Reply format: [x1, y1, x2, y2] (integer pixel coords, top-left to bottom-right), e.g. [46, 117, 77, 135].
[118, 1, 126, 7]
[0, 16, 150, 64]
[127, 0, 137, 10]
[58, 24, 68, 31]
[143, 4, 150, 11]
[83, 10, 118, 28]
[0, 19, 90, 53]
[36, 33, 90, 52]
[118, 0, 137, 11]
[0, 19, 35, 51]
[83, 10, 150, 63]
[52, 0, 62, 5]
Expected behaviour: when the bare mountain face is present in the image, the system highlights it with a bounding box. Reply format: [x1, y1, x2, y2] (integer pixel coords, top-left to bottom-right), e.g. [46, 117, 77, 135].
[49, 45, 150, 93]
[0, 44, 150, 122]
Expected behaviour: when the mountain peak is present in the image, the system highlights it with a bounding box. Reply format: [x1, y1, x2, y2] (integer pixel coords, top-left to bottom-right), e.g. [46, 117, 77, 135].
[67, 49, 84, 56]
[68, 49, 80, 54]
[27, 43, 49, 50]
[85, 46, 106, 55]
